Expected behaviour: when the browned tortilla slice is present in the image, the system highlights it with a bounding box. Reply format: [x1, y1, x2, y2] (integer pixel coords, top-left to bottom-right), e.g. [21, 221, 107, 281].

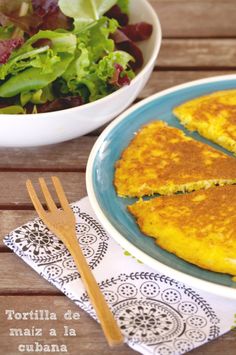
[114, 121, 236, 197]
[128, 185, 236, 275]
[173, 89, 236, 154]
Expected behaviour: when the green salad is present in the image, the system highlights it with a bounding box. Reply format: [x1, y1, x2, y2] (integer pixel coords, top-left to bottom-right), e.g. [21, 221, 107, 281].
[0, 0, 152, 113]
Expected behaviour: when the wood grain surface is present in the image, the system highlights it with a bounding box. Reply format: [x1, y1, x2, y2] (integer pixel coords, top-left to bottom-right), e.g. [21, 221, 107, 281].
[0, 172, 86, 206]
[150, 0, 236, 38]
[0, 1, 236, 354]
[158, 40, 236, 68]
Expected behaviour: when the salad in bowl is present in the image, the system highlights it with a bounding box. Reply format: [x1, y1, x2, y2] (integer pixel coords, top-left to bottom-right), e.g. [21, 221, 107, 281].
[0, 0, 161, 146]
[0, 0, 154, 114]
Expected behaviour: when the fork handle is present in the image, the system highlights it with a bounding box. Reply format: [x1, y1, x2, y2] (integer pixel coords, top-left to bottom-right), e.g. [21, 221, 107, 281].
[65, 234, 124, 347]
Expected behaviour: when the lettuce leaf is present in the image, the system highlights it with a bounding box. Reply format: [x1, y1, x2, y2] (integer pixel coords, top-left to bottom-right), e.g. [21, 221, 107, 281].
[0, 30, 76, 80]
[79, 17, 117, 60]
[58, 0, 117, 30]
[96, 50, 133, 81]
[62, 17, 118, 84]
[0, 52, 73, 97]
[0, 25, 14, 40]
[0, 105, 26, 114]
[58, 17, 134, 102]
[0, 30, 77, 97]
[17, 30, 77, 54]
[20, 85, 54, 106]
[116, 0, 129, 14]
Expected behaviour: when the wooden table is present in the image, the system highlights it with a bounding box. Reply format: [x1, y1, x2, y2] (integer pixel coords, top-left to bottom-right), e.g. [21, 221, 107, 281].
[1, 1, 236, 354]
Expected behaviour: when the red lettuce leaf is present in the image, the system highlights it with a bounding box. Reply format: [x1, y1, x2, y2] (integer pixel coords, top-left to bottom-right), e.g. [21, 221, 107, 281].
[120, 22, 153, 42]
[0, 1, 31, 15]
[38, 10, 72, 31]
[32, 38, 52, 48]
[0, 37, 24, 64]
[109, 63, 130, 87]
[0, 96, 17, 107]
[32, 0, 58, 17]
[32, 0, 72, 32]
[0, 0, 71, 36]
[111, 29, 143, 70]
[105, 5, 129, 26]
[34, 95, 83, 113]
[0, 12, 10, 26]
[0, 1, 41, 33]
[4, 14, 42, 33]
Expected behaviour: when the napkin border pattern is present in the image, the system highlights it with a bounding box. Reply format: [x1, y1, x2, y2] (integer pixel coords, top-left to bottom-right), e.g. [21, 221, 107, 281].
[78, 271, 220, 350]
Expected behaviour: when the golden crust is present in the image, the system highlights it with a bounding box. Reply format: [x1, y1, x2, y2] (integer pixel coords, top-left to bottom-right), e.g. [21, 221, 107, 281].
[114, 121, 236, 197]
[128, 185, 236, 275]
[173, 89, 236, 154]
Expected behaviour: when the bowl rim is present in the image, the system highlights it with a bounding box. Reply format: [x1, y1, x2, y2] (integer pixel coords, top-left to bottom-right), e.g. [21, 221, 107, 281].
[0, 0, 162, 120]
[86, 73, 236, 300]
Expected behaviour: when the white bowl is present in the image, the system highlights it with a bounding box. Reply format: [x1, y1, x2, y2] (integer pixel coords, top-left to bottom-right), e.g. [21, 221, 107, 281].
[0, 0, 162, 147]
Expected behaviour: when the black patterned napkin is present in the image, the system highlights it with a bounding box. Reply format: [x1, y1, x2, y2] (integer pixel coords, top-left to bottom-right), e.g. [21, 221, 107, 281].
[4, 197, 236, 355]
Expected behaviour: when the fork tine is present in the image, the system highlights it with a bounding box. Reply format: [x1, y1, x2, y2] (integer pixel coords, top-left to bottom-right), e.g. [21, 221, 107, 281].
[51, 176, 71, 211]
[26, 179, 46, 218]
[39, 177, 57, 212]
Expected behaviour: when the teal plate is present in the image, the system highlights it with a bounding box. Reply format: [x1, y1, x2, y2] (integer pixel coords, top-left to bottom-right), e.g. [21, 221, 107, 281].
[86, 75, 236, 299]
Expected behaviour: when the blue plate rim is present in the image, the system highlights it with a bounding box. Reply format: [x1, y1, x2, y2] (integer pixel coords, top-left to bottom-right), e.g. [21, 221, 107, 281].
[86, 73, 236, 299]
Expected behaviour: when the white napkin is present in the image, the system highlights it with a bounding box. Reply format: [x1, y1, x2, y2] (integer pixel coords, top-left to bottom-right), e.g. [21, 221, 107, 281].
[4, 197, 236, 355]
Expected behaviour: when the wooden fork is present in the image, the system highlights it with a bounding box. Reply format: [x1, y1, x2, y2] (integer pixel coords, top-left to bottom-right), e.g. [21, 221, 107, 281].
[26, 176, 124, 347]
